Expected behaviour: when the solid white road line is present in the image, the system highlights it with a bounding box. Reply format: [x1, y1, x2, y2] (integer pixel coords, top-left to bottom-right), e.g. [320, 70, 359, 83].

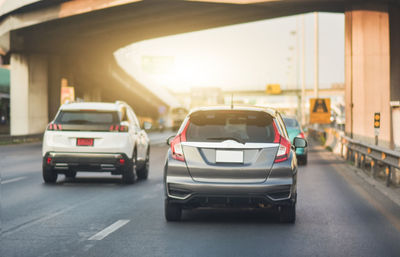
[1, 176, 27, 184]
[88, 219, 130, 241]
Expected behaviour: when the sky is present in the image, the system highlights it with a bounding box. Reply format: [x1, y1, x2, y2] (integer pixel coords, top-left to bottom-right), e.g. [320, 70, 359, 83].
[115, 12, 344, 93]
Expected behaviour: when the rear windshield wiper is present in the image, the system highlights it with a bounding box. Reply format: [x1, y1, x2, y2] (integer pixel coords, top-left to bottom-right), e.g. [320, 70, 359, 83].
[206, 137, 246, 145]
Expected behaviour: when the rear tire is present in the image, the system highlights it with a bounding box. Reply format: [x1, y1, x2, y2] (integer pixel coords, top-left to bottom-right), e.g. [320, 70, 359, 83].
[165, 199, 182, 221]
[43, 166, 58, 184]
[298, 155, 308, 166]
[122, 153, 136, 184]
[137, 148, 149, 180]
[280, 203, 296, 223]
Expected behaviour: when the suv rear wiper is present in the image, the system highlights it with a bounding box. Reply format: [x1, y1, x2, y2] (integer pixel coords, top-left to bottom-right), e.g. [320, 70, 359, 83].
[206, 137, 246, 145]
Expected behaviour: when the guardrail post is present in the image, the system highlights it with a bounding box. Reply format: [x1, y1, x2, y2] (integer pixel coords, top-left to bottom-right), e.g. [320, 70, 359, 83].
[386, 166, 392, 187]
[371, 159, 377, 178]
[361, 154, 366, 170]
[350, 149, 354, 163]
[354, 152, 359, 167]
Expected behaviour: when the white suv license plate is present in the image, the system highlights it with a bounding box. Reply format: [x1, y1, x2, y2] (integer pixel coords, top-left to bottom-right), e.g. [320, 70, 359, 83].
[215, 150, 244, 163]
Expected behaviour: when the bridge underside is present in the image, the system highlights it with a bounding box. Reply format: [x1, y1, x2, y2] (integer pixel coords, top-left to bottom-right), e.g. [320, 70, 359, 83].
[5, 0, 347, 135]
[2, 0, 400, 148]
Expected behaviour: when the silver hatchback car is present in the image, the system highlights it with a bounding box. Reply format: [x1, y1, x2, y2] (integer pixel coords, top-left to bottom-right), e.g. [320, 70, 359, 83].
[164, 106, 307, 223]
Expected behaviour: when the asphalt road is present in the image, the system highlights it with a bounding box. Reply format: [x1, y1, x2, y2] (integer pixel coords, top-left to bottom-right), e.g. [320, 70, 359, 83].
[1, 140, 400, 257]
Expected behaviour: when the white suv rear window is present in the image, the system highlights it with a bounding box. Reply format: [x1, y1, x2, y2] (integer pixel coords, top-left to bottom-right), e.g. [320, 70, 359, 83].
[55, 111, 119, 125]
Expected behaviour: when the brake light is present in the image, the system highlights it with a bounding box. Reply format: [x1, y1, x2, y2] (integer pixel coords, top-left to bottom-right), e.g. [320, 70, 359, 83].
[46, 157, 52, 164]
[119, 158, 125, 165]
[47, 123, 62, 131]
[275, 136, 291, 163]
[119, 125, 129, 132]
[272, 122, 281, 143]
[171, 121, 190, 162]
[109, 124, 129, 132]
[298, 132, 305, 138]
[171, 137, 184, 161]
[272, 120, 291, 163]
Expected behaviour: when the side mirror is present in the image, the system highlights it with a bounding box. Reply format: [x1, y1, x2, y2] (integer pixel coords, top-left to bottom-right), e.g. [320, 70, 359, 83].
[143, 121, 152, 130]
[166, 135, 175, 146]
[293, 137, 307, 148]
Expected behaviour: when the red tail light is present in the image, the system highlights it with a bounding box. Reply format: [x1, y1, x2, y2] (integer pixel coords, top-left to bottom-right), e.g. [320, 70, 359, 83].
[47, 123, 62, 131]
[298, 132, 305, 138]
[119, 125, 129, 132]
[272, 122, 281, 143]
[46, 157, 52, 164]
[119, 158, 125, 165]
[171, 121, 190, 162]
[109, 124, 129, 132]
[272, 120, 291, 163]
[274, 136, 291, 163]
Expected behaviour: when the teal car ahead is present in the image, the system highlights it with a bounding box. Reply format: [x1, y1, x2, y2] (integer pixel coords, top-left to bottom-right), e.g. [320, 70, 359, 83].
[283, 117, 308, 165]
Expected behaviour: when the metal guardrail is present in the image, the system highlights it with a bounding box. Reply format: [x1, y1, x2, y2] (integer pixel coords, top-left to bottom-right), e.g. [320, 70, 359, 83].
[309, 127, 400, 187]
[343, 136, 400, 187]
[0, 133, 43, 144]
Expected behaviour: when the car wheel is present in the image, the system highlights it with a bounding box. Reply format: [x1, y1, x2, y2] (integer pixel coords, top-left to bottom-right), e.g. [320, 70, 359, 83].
[137, 148, 149, 180]
[165, 199, 182, 221]
[298, 155, 308, 166]
[122, 152, 136, 184]
[65, 170, 77, 179]
[303, 155, 308, 165]
[43, 166, 58, 184]
[279, 203, 296, 223]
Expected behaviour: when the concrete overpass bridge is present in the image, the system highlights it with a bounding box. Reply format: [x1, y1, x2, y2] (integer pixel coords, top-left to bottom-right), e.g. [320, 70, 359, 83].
[0, 0, 399, 148]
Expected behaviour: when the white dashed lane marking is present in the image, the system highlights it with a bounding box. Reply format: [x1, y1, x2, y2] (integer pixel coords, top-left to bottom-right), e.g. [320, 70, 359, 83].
[1, 176, 27, 184]
[88, 220, 130, 241]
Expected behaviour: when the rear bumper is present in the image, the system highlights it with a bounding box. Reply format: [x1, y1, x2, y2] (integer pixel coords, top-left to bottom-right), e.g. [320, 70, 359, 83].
[42, 131, 134, 159]
[43, 152, 129, 174]
[164, 151, 297, 207]
[166, 178, 294, 207]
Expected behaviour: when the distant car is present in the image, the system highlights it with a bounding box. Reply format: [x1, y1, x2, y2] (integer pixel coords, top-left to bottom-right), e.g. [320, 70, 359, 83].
[283, 116, 308, 165]
[42, 101, 150, 184]
[164, 106, 307, 223]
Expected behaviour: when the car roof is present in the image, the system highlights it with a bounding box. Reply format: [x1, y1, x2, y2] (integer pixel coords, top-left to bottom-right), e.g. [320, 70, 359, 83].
[60, 102, 121, 111]
[188, 105, 277, 117]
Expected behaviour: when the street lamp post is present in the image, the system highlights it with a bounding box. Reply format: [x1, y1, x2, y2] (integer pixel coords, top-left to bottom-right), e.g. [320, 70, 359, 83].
[301, 14, 306, 126]
[314, 12, 319, 98]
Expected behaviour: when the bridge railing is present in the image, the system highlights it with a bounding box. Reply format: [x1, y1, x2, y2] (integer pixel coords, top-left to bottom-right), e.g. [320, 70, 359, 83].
[308, 127, 400, 187]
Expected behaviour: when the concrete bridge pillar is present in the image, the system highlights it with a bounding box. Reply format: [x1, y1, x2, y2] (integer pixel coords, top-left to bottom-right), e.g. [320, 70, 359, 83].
[10, 54, 49, 135]
[345, 6, 394, 148]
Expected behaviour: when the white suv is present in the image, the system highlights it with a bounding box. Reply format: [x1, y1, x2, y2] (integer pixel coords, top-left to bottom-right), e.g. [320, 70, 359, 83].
[42, 101, 150, 184]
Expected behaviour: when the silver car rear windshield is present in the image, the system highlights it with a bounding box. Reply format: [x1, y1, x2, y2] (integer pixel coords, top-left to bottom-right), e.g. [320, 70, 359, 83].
[55, 111, 119, 125]
[186, 111, 275, 143]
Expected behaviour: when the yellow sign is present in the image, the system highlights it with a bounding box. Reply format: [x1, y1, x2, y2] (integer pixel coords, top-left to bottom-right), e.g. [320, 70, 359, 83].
[266, 84, 281, 95]
[309, 98, 331, 124]
[374, 112, 380, 128]
[61, 86, 75, 105]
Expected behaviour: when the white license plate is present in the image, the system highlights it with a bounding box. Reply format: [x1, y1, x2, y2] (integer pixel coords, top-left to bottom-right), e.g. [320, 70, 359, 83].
[215, 150, 243, 163]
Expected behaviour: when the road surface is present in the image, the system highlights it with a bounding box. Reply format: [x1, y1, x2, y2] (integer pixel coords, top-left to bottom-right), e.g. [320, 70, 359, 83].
[1, 139, 400, 257]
